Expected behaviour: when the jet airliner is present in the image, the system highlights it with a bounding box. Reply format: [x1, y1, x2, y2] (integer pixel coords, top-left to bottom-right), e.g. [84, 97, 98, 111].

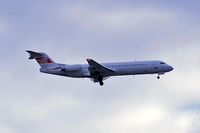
[26, 50, 173, 86]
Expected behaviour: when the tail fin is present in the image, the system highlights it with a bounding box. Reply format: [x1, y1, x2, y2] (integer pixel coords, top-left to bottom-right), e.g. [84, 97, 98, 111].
[26, 50, 55, 68]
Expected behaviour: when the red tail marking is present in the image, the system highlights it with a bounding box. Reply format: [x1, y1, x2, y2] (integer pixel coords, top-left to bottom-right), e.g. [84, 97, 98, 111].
[36, 57, 52, 64]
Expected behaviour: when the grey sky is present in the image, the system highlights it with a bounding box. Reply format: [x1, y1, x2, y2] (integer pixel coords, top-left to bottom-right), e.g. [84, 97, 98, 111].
[0, 0, 200, 133]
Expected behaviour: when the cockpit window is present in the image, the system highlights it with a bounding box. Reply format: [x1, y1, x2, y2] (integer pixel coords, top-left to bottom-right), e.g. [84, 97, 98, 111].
[160, 62, 165, 64]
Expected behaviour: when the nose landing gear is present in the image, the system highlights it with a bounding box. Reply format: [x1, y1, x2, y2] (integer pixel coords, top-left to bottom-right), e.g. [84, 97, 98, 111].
[157, 72, 164, 79]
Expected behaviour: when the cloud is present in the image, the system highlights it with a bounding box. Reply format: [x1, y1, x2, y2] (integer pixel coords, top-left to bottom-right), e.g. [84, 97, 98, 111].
[58, 5, 176, 33]
[77, 102, 200, 133]
[0, 124, 15, 133]
[1, 1, 200, 133]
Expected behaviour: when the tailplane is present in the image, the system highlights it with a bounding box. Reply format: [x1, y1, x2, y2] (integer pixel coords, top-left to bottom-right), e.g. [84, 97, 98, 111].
[26, 50, 55, 68]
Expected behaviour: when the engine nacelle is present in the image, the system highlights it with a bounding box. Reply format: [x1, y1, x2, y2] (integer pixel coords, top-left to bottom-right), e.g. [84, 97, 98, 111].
[63, 64, 82, 72]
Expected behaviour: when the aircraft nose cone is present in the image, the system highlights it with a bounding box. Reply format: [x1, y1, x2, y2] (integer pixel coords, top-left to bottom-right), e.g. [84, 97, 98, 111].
[169, 65, 173, 71]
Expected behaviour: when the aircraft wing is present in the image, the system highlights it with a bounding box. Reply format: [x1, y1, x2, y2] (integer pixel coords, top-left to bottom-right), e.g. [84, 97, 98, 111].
[87, 59, 115, 76]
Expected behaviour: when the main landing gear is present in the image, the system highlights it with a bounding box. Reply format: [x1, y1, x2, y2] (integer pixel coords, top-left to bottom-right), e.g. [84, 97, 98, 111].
[157, 75, 160, 79]
[98, 76, 104, 86]
[99, 81, 104, 86]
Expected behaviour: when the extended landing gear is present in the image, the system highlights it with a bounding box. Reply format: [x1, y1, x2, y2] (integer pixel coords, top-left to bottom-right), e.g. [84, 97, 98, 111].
[98, 76, 104, 86]
[157, 72, 165, 79]
[99, 81, 104, 86]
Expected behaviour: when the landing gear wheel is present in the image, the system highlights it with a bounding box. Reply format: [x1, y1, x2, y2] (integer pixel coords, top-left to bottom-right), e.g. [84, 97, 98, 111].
[98, 76, 104, 86]
[157, 76, 160, 79]
[99, 81, 104, 86]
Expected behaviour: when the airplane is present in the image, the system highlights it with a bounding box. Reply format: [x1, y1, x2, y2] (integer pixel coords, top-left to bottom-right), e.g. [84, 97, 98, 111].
[26, 50, 173, 86]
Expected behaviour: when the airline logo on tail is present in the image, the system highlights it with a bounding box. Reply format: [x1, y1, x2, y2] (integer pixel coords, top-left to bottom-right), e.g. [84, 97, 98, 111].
[35, 57, 53, 64]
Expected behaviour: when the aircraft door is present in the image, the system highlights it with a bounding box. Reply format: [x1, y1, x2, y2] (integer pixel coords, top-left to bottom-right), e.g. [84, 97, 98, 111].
[152, 63, 159, 73]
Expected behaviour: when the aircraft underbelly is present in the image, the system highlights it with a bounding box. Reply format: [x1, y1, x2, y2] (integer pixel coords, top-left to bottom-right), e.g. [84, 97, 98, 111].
[42, 69, 84, 78]
[113, 66, 157, 76]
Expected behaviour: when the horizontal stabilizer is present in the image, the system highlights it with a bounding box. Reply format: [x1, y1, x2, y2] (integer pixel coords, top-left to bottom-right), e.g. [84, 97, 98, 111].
[26, 50, 43, 59]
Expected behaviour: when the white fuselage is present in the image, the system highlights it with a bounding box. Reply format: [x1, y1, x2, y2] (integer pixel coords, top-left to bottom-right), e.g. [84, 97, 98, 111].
[40, 60, 173, 79]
